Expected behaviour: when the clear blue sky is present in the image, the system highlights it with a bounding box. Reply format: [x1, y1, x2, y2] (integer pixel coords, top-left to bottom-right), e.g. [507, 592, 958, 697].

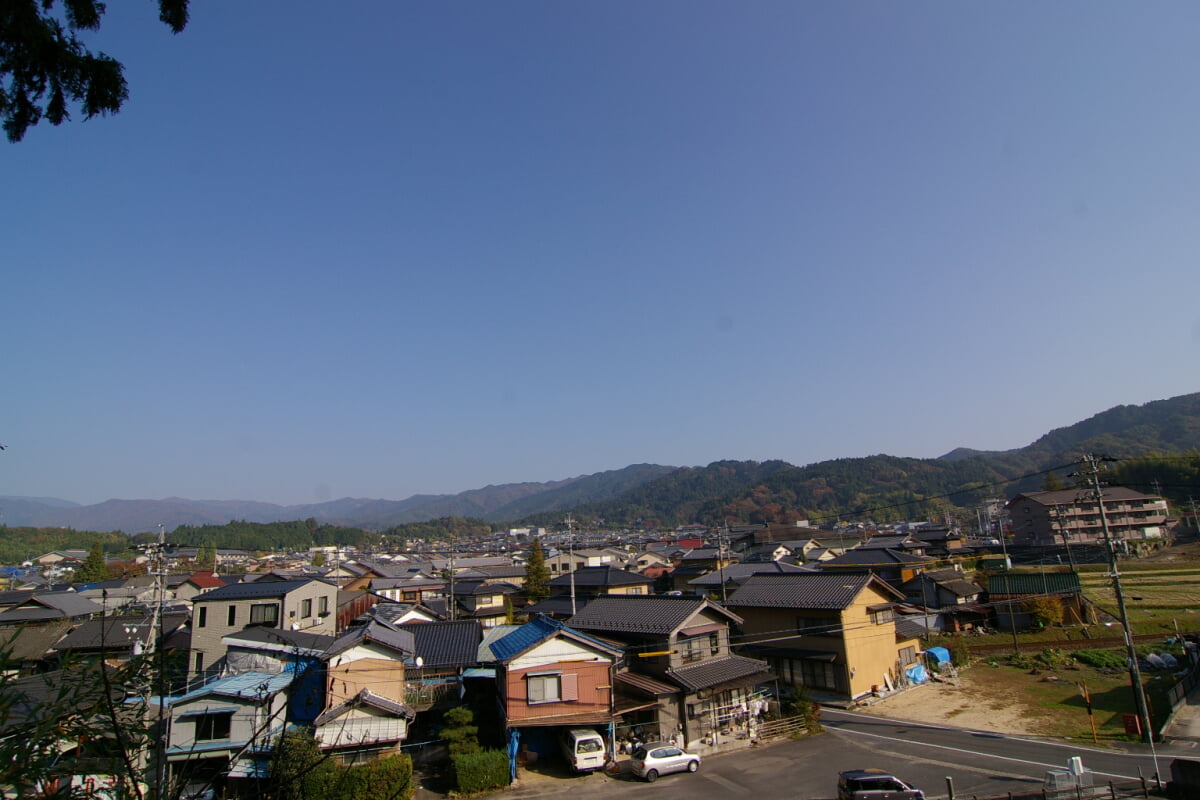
[3, 2, 1199, 506]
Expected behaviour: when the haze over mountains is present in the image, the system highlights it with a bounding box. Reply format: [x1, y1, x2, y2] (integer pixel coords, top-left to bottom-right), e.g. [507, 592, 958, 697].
[3, 392, 1198, 534]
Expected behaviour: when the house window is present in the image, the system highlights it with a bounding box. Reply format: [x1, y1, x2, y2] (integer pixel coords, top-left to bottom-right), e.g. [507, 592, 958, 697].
[194, 652, 204, 673]
[318, 596, 329, 615]
[197, 606, 207, 628]
[195, 711, 233, 741]
[227, 606, 237, 626]
[899, 646, 917, 665]
[681, 637, 705, 664]
[869, 608, 894, 625]
[709, 632, 721, 656]
[527, 673, 561, 703]
[249, 603, 279, 626]
[799, 659, 839, 691]
[301, 599, 313, 618]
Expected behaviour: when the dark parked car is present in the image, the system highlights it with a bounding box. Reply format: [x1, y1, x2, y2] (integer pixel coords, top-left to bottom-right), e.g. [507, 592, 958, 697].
[838, 770, 925, 800]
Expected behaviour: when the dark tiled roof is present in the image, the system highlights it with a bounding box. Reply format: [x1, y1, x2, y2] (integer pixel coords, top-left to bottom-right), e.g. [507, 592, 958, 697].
[988, 572, 1081, 596]
[687, 561, 811, 587]
[726, 573, 875, 610]
[397, 620, 482, 669]
[523, 597, 584, 617]
[566, 596, 737, 636]
[53, 613, 188, 652]
[326, 620, 415, 659]
[821, 548, 929, 568]
[549, 566, 653, 589]
[0, 621, 73, 661]
[193, 578, 322, 602]
[666, 655, 771, 692]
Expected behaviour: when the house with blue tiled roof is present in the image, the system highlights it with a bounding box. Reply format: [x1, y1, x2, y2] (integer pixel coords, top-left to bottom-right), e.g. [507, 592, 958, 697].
[162, 671, 294, 797]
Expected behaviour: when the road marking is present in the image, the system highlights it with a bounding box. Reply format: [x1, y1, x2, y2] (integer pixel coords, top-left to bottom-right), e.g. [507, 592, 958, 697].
[828, 726, 1141, 782]
[702, 771, 749, 794]
[823, 709, 1144, 759]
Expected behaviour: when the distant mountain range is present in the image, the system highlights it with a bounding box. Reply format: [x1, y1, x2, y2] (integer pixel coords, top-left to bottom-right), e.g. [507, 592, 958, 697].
[3, 392, 1198, 534]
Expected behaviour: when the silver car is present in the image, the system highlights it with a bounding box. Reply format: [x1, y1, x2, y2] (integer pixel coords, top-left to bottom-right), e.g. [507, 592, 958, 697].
[630, 742, 701, 782]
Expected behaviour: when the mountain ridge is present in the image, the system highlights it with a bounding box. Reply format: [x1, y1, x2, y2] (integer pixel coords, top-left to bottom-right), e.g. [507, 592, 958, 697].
[3, 391, 1197, 533]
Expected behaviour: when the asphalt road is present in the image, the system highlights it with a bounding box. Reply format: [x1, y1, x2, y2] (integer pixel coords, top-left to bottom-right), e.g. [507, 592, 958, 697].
[493, 709, 1182, 800]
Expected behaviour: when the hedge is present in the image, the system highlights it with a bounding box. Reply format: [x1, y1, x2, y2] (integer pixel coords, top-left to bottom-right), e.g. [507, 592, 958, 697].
[451, 748, 510, 793]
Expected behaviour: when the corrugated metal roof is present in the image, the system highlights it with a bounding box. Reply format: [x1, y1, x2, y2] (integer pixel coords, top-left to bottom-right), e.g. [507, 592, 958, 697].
[988, 571, 1081, 596]
[171, 671, 294, 704]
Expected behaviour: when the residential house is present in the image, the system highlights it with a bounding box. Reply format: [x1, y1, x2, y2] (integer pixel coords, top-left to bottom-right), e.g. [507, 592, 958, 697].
[548, 566, 654, 599]
[51, 613, 189, 664]
[316, 619, 416, 763]
[687, 561, 812, 598]
[1007, 488, 1170, 547]
[815, 548, 932, 588]
[175, 571, 227, 603]
[163, 672, 293, 796]
[220, 627, 334, 724]
[0, 592, 102, 628]
[396, 619, 484, 712]
[726, 573, 921, 702]
[188, 578, 338, 681]
[566, 596, 772, 750]
[482, 615, 623, 760]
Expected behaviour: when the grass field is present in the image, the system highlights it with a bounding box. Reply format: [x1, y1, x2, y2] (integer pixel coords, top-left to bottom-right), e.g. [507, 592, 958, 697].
[943, 542, 1200, 740]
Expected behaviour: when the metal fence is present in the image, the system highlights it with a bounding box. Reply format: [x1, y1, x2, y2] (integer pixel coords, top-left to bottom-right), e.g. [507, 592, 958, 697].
[951, 777, 1166, 799]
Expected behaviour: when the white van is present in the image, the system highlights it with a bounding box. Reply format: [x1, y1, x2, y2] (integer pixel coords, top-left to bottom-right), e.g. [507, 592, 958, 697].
[560, 727, 606, 773]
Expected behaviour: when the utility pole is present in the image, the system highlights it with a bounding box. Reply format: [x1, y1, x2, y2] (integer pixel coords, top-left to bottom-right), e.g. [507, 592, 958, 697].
[566, 516, 577, 616]
[1079, 454, 1159, 775]
[1053, 505, 1078, 571]
[448, 529, 456, 622]
[717, 520, 729, 604]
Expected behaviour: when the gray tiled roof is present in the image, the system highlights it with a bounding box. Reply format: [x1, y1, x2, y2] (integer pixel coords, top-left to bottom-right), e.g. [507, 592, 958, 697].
[548, 566, 653, 588]
[325, 620, 415, 658]
[725, 573, 875, 610]
[687, 561, 810, 587]
[821, 548, 929, 568]
[397, 620, 482, 669]
[193, 578, 321, 602]
[666, 654, 771, 692]
[566, 596, 737, 636]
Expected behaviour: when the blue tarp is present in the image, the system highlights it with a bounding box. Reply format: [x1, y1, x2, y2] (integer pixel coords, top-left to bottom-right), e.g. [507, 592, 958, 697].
[905, 663, 928, 684]
[926, 646, 951, 664]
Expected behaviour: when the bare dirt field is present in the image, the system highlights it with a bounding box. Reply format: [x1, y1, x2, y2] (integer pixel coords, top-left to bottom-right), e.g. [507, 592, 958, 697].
[855, 669, 1065, 737]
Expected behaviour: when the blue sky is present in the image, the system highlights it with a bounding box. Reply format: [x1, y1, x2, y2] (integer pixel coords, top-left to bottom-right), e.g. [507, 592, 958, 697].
[3, 2, 1199, 506]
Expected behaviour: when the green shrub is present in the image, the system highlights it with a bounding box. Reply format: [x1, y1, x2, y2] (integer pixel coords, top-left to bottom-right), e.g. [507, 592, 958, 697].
[1074, 649, 1128, 669]
[451, 748, 510, 793]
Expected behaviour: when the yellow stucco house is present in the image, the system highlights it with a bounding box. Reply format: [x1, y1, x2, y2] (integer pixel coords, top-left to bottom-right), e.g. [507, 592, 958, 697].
[726, 572, 921, 701]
